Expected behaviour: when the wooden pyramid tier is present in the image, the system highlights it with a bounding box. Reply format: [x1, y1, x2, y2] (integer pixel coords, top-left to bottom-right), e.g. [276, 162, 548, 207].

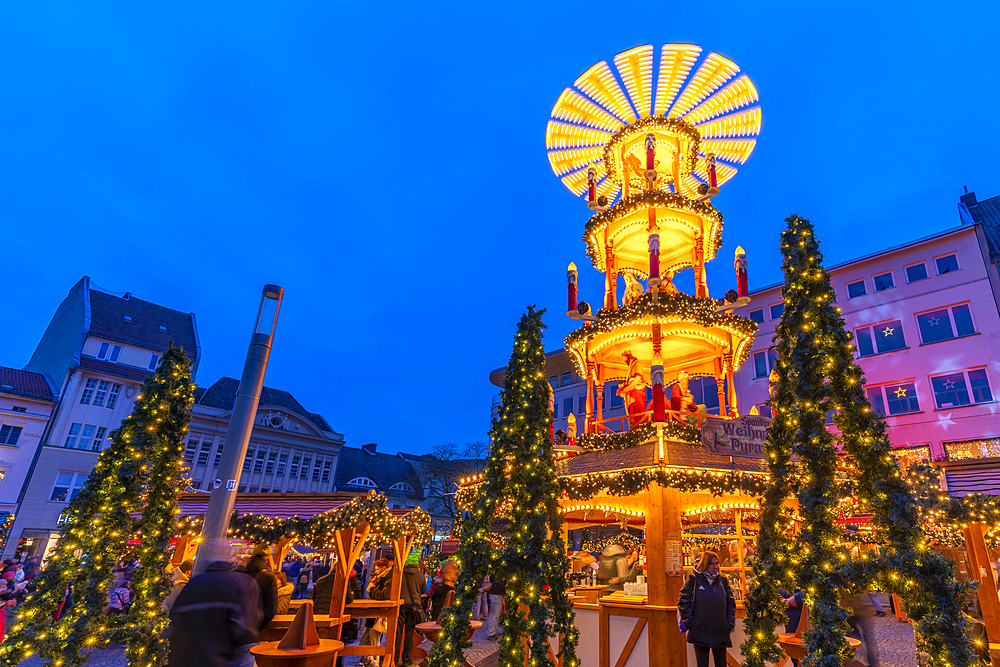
[565, 291, 757, 385]
[583, 190, 723, 278]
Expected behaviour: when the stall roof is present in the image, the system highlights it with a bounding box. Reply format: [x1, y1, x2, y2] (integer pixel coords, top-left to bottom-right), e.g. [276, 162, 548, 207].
[176, 492, 363, 519]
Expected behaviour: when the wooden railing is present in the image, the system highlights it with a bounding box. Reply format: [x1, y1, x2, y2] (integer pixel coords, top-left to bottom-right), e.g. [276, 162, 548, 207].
[594, 409, 731, 435]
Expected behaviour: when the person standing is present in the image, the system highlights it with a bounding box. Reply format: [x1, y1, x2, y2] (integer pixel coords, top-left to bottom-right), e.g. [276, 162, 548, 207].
[677, 551, 735, 667]
[485, 571, 505, 640]
[777, 588, 805, 667]
[246, 549, 279, 629]
[396, 551, 426, 666]
[275, 572, 294, 615]
[168, 560, 263, 667]
[430, 560, 457, 621]
[162, 559, 194, 613]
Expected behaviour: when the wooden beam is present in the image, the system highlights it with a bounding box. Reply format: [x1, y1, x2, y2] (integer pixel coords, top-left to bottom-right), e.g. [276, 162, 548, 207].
[613, 618, 647, 667]
[966, 523, 1000, 667]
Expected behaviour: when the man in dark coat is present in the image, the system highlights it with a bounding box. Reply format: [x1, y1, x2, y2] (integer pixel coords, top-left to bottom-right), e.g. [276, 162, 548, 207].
[168, 560, 263, 667]
[396, 552, 426, 666]
[312, 566, 359, 618]
[677, 552, 736, 667]
[245, 551, 279, 629]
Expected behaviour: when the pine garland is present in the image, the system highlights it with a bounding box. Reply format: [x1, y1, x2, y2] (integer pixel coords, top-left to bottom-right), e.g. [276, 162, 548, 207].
[429, 307, 579, 667]
[742, 215, 975, 667]
[0, 345, 194, 667]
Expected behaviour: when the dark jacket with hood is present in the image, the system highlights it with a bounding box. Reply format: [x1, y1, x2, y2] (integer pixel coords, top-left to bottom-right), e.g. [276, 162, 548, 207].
[246, 553, 279, 628]
[168, 561, 263, 667]
[312, 570, 358, 617]
[677, 571, 736, 648]
[400, 564, 424, 607]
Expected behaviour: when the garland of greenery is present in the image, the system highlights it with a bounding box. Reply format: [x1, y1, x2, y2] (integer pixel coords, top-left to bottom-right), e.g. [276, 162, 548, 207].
[577, 421, 700, 450]
[173, 491, 433, 548]
[600, 115, 702, 183]
[429, 307, 579, 667]
[564, 291, 757, 374]
[742, 215, 975, 667]
[0, 345, 195, 667]
[583, 190, 722, 271]
[580, 531, 642, 554]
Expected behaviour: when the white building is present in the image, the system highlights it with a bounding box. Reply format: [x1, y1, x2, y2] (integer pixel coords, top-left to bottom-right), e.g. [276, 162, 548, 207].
[5, 277, 200, 559]
[184, 377, 345, 493]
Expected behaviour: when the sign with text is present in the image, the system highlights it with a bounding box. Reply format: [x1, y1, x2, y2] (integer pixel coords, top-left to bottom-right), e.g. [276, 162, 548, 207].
[700, 415, 771, 459]
[439, 539, 461, 554]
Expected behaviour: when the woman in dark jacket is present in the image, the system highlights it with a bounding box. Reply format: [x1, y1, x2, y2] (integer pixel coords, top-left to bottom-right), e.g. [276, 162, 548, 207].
[677, 551, 736, 667]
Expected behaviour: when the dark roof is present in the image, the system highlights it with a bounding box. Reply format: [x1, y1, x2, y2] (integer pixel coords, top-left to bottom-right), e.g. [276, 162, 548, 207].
[335, 446, 424, 500]
[195, 377, 335, 433]
[79, 357, 155, 382]
[969, 194, 1000, 262]
[554, 440, 768, 477]
[0, 367, 54, 401]
[88, 290, 198, 360]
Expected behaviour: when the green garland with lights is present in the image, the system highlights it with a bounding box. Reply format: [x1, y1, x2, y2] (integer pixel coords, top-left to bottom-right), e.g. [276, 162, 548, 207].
[565, 291, 757, 375]
[577, 421, 700, 449]
[742, 215, 975, 667]
[580, 532, 642, 554]
[429, 307, 579, 667]
[0, 345, 195, 667]
[173, 491, 433, 548]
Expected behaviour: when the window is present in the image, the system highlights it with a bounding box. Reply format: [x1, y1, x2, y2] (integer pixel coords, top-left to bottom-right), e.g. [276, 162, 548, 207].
[249, 487, 259, 493]
[847, 280, 867, 298]
[347, 477, 377, 488]
[322, 460, 332, 482]
[894, 446, 932, 468]
[109, 345, 122, 363]
[312, 461, 321, 481]
[943, 438, 1000, 460]
[93, 380, 110, 407]
[854, 320, 906, 356]
[197, 441, 212, 467]
[866, 382, 920, 416]
[873, 272, 894, 292]
[276, 454, 287, 476]
[94, 427, 106, 451]
[390, 482, 414, 492]
[79, 424, 97, 450]
[65, 423, 81, 448]
[578, 394, 587, 413]
[561, 372, 572, 387]
[549, 376, 558, 390]
[935, 254, 959, 275]
[552, 401, 558, 420]
[753, 349, 778, 379]
[106, 383, 121, 409]
[80, 379, 97, 404]
[260, 488, 270, 493]
[905, 263, 928, 283]
[148, 354, 160, 371]
[184, 438, 199, 465]
[916, 305, 976, 344]
[931, 369, 993, 408]
[238, 486, 247, 493]
[97, 342, 110, 360]
[301, 458, 311, 479]
[604, 383, 624, 409]
[50, 472, 87, 502]
[686, 376, 723, 415]
[290, 456, 300, 478]
[11, 406, 26, 413]
[769, 303, 784, 320]
[253, 450, 266, 474]
[562, 397, 574, 419]
[0, 426, 22, 446]
[242, 448, 255, 472]
[265, 451, 277, 475]
[214, 443, 224, 468]
[748, 308, 764, 324]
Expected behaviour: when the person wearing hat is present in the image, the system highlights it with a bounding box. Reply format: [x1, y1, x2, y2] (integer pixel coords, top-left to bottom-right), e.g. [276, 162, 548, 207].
[596, 545, 629, 588]
[396, 549, 426, 666]
[245, 545, 279, 629]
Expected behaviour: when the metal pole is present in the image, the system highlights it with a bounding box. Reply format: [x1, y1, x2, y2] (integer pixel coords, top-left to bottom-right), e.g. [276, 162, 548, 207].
[195, 284, 283, 572]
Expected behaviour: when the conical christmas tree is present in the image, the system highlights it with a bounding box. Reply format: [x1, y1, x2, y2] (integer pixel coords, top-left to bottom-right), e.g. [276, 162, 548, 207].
[429, 307, 578, 667]
[0, 345, 195, 667]
[743, 216, 974, 667]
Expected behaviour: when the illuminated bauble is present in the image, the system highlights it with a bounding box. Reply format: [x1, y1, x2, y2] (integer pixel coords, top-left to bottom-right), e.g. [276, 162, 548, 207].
[597, 195, 608, 207]
[724, 288, 739, 303]
[576, 301, 591, 315]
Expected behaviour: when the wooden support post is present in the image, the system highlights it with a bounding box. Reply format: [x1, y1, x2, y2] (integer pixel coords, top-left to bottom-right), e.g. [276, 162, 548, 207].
[964, 523, 1000, 667]
[714, 357, 727, 418]
[586, 347, 595, 434]
[725, 353, 738, 418]
[621, 146, 630, 199]
[645, 484, 685, 667]
[605, 243, 617, 311]
[172, 536, 194, 566]
[594, 365, 604, 428]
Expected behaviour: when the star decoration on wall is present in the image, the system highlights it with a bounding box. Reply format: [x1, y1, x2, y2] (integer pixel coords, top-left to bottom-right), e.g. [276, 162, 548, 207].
[943, 379, 956, 390]
[882, 327, 895, 337]
[894, 386, 908, 398]
[928, 317, 941, 326]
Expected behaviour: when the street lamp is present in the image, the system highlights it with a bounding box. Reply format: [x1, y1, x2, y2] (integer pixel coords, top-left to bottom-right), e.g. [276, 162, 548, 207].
[195, 284, 283, 571]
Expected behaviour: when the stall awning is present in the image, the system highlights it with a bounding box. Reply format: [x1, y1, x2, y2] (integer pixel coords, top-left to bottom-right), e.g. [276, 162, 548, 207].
[175, 492, 364, 520]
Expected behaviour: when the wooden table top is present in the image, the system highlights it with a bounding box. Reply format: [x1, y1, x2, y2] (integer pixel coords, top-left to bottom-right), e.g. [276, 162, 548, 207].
[416, 621, 483, 633]
[251, 639, 345, 657]
[777, 633, 861, 648]
[269, 614, 350, 627]
[345, 600, 402, 608]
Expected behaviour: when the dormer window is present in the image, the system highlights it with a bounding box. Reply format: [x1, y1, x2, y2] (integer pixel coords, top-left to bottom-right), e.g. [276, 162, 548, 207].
[347, 477, 377, 488]
[124, 315, 132, 322]
[389, 482, 415, 492]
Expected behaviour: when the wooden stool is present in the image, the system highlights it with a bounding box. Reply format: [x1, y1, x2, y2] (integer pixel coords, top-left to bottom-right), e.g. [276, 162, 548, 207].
[253, 600, 345, 667]
[416, 621, 482, 667]
[776, 606, 861, 664]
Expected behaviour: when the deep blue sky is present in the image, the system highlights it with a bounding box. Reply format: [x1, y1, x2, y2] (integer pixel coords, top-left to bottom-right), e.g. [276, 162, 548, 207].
[3, 2, 999, 454]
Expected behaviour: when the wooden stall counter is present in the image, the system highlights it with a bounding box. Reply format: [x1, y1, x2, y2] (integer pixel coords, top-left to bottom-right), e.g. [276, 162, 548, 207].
[251, 639, 344, 667]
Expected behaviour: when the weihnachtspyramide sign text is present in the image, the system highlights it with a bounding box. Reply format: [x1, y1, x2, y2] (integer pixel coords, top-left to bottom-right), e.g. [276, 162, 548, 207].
[700, 415, 771, 458]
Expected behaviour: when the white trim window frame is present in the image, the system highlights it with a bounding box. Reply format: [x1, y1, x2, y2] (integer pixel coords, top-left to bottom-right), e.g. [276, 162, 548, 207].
[930, 368, 993, 409]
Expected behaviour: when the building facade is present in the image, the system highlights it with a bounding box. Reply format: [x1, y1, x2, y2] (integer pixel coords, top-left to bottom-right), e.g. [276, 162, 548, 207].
[334, 443, 424, 510]
[734, 211, 1000, 464]
[0, 369, 56, 535]
[183, 377, 345, 493]
[5, 277, 200, 558]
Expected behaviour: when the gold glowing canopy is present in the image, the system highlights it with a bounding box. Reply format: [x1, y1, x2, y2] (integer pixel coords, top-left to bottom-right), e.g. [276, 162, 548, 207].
[545, 44, 762, 201]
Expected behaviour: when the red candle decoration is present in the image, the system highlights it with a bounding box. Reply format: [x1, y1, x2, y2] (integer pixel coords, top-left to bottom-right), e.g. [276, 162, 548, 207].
[707, 152, 718, 189]
[645, 133, 656, 183]
[567, 262, 578, 313]
[651, 353, 666, 423]
[587, 164, 597, 203]
[734, 246, 748, 298]
[648, 233, 660, 285]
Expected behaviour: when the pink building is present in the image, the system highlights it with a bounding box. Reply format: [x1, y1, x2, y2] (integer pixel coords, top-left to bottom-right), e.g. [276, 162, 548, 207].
[734, 193, 1000, 469]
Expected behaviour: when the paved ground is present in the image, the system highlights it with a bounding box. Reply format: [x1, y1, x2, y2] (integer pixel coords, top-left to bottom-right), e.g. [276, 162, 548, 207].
[16, 599, 919, 667]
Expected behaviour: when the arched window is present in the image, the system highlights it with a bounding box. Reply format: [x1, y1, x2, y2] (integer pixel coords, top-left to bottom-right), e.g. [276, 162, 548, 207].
[346, 477, 377, 488]
[389, 482, 414, 492]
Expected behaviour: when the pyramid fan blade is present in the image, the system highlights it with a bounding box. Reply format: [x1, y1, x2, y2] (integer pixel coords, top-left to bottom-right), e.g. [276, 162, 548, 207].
[574, 61, 636, 124]
[682, 75, 759, 126]
[551, 88, 624, 131]
[654, 45, 702, 117]
[669, 53, 740, 119]
[545, 121, 613, 150]
[548, 147, 604, 177]
[614, 45, 654, 120]
[693, 107, 762, 139]
[698, 139, 757, 165]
